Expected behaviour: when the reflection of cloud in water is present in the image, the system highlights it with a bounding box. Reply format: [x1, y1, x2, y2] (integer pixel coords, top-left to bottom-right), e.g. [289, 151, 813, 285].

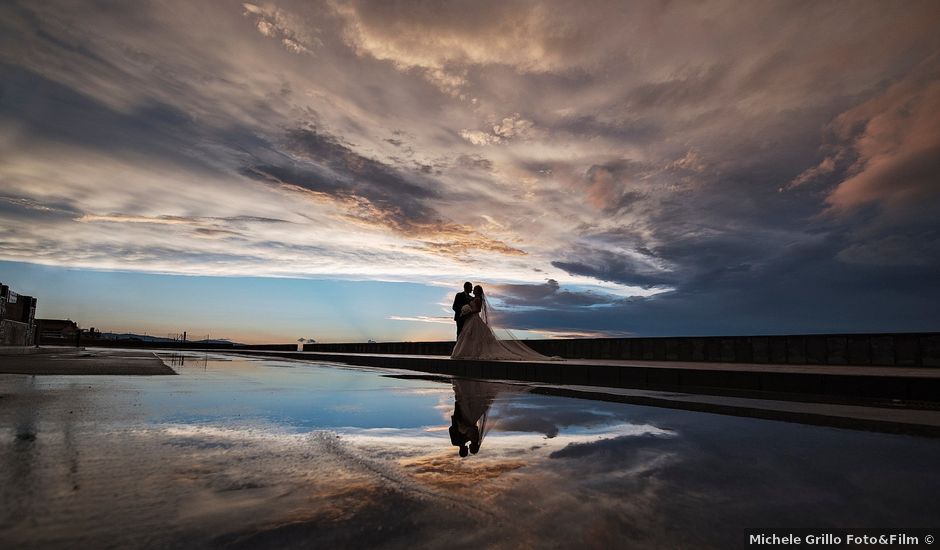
[390, 387, 454, 396]
[2, 421, 390, 546]
[340, 423, 672, 458]
[6, 363, 940, 549]
[338, 422, 674, 502]
[17, 421, 502, 548]
[329, 404, 364, 413]
[4, 410, 684, 548]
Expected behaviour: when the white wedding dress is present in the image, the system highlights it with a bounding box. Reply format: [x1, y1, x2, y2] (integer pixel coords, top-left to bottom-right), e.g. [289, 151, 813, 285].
[451, 299, 560, 361]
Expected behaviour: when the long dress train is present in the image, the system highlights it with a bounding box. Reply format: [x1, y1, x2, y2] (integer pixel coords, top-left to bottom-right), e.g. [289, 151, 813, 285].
[451, 310, 558, 361]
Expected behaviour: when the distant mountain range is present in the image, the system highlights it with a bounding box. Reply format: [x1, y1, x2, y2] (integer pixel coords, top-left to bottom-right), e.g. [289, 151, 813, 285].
[98, 332, 238, 345]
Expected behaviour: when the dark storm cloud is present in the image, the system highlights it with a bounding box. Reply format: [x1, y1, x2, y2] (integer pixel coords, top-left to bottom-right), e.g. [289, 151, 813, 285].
[625, 64, 729, 110]
[552, 250, 676, 289]
[242, 127, 524, 255]
[490, 279, 620, 309]
[0, 64, 215, 173]
[285, 127, 438, 208]
[550, 261, 662, 290]
[242, 159, 437, 227]
[525, 233, 940, 336]
[0, 195, 82, 222]
[542, 113, 663, 144]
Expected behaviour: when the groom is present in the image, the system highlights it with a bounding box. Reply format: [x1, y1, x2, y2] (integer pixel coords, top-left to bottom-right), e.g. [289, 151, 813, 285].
[452, 281, 473, 337]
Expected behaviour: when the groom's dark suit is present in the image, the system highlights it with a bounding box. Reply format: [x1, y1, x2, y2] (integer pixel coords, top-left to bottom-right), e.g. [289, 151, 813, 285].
[452, 291, 473, 337]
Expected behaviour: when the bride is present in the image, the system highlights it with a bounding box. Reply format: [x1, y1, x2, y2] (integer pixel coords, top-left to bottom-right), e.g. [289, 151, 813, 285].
[451, 285, 560, 361]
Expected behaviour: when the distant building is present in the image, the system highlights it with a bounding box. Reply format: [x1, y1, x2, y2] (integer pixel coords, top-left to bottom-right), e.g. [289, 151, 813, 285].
[1, 283, 38, 346]
[37, 319, 79, 341]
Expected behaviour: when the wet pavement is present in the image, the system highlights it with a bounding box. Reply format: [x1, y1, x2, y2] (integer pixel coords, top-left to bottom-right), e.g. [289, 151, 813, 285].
[0, 348, 175, 376]
[1, 351, 938, 548]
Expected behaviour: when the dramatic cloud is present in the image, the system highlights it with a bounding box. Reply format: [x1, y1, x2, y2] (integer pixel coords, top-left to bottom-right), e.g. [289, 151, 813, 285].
[242, 2, 320, 55]
[1, 0, 939, 337]
[825, 62, 940, 222]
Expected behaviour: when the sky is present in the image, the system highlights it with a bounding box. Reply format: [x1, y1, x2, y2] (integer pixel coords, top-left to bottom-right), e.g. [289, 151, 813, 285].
[1, 0, 938, 343]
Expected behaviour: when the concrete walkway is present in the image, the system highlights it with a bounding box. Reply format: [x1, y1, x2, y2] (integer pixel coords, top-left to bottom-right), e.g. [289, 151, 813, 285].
[0, 348, 176, 375]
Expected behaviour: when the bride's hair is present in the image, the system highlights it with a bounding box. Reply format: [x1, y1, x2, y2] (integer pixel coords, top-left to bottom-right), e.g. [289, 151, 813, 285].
[473, 284, 484, 296]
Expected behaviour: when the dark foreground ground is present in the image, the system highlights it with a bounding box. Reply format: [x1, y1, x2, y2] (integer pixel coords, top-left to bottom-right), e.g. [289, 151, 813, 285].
[1, 351, 938, 548]
[0, 348, 175, 375]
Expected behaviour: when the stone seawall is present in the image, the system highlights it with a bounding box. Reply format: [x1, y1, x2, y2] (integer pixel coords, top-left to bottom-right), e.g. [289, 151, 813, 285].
[304, 332, 940, 367]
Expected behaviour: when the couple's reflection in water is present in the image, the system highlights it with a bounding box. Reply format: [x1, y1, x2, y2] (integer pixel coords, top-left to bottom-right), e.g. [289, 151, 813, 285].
[448, 379, 504, 457]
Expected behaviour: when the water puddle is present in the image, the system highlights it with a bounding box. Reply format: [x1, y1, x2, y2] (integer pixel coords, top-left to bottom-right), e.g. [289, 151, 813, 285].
[1, 351, 938, 548]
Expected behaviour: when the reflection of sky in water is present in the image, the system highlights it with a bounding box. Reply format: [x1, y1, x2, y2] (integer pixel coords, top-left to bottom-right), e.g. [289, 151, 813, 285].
[143, 354, 452, 429]
[145, 354, 665, 443]
[2, 352, 940, 548]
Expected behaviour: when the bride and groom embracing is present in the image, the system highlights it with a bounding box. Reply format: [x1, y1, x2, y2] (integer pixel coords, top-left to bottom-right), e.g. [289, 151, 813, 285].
[450, 281, 560, 361]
